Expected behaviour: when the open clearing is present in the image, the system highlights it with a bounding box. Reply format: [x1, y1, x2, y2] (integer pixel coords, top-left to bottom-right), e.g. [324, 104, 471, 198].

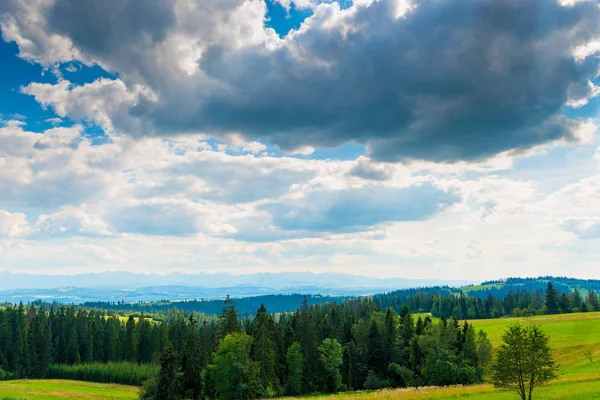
[0, 379, 138, 400]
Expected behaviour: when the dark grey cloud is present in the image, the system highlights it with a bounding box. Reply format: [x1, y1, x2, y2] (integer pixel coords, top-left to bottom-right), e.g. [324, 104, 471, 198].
[148, 0, 600, 161]
[259, 183, 459, 232]
[346, 158, 393, 181]
[5, 0, 600, 161]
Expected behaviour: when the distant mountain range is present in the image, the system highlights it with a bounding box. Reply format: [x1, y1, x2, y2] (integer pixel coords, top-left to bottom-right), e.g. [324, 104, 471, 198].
[0, 271, 475, 303]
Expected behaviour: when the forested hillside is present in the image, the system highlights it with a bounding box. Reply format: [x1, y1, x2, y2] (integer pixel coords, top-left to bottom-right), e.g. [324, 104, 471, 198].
[0, 278, 598, 399]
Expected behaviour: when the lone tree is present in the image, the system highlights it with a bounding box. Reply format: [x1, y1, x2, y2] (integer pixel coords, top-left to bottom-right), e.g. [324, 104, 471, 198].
[491, 324, 558, 400]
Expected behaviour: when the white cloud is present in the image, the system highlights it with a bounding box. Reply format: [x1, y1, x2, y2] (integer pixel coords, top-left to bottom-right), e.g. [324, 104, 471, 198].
[0, 210, 30, 237]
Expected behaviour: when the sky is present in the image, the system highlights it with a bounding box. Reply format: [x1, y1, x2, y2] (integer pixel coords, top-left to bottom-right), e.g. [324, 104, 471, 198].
[0, 0, 599, 280]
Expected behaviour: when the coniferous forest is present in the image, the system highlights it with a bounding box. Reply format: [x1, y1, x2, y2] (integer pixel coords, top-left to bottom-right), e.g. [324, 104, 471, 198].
[0, 282, 598, 399]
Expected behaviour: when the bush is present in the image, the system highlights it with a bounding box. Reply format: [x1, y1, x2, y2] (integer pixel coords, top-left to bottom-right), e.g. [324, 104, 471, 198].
[388, 363, 414, 387]
[139, 377, 158, 400]
[0, 369, 14, 381]
[47, 362, 158, 386]
[363, 370, 387, 390]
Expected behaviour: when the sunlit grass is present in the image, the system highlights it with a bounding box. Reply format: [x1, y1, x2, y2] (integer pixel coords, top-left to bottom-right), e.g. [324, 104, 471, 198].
[0, 379, 139, 399]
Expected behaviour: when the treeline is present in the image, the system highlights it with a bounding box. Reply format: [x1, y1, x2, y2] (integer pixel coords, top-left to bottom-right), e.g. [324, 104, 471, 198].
[141, 297, 492, 400]
[80, 294, 348, 317]
[377, 283, 600, 319]
[481, 276, 600, 290]
[0, 304, 169, 382]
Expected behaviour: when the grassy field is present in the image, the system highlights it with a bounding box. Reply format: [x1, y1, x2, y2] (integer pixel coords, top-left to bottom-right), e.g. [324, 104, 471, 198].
[0, 380, 139, 399]
[281, 311, 600, 400]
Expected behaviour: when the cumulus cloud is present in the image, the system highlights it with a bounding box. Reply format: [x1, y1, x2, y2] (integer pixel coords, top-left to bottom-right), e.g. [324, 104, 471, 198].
[0, 210, 30, 237]
[4, 0, 600, 161]
[35, 208, 112, 237]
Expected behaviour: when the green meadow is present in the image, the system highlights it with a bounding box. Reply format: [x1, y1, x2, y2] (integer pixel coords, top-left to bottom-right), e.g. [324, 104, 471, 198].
[0, 379, 138, 400]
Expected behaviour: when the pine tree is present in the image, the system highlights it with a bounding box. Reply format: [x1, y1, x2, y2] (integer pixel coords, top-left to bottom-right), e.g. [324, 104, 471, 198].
[182, 315, 203, 400]
[67, 326, 81, 365]
[124, 315, 138, 362]
[218, 295, 240, 342]
[367, 320, 385, 377]
[156, 345, 180, 400]
[295, 296, 319, 391]
[341, 344, 353, 390]
[415, 316, 425, 336]
[545, 283, 560, 314]
[588, 291, 599, 311]
[103, 316, 119, 362]
[251, 304, 278, 392]
[137, 314, 152, 364]
[571, 289, 583, 311]
[383, 308, 398, 364]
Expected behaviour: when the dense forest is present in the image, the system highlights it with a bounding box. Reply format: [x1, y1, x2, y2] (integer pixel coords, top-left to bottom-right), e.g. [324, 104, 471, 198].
[0, 281, 598, 399]
[80, 294, 349, 317]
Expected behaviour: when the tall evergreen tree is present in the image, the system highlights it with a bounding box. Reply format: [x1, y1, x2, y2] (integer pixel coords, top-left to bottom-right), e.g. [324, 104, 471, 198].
[251, 304, 278, 392]
[295, 296, 319, 391]
[182, 315, 203, 400]
[156, 345, 180, 400]
[124, 315, 138, 362]
[545, 283, 560, 314]
[383, 308, 398, 364]
[588, 291, 599, 311]
[366, 320, 385, 377]
[67, 326, 81, 365]
[218, 295, 240, 342]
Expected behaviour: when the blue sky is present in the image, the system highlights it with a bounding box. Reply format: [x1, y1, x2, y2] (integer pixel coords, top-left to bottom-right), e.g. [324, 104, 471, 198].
[0, 0, 599, 280]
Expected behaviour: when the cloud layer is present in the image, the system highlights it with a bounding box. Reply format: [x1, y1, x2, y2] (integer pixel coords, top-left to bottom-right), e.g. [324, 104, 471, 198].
[3, 0, 599, 161]
[1, 1, 600, 279]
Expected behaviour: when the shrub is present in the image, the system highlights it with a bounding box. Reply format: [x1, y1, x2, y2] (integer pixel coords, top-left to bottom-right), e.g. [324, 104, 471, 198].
[0, 369, 14, 381]
[46, 362, 158, 386]
[388, 363, 415, 387]
[363, 370, 387, 390]
[139, 377, 158, 400]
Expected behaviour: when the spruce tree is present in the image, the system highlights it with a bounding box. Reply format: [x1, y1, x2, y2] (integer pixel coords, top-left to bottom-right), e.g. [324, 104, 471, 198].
[251, 304, 278, 392]
[295, 296, 319, 391]
[182, 315, 203, 400]
[545, 283, 560, 314]
[67, 326, 81, 365]
[383, 308, 398, 364]
[156, 345, 180, 400]
[366, 320, 385, 377]
[124, 315, 138, 362]
[588, 291, 599, 311]
[218, 295, 240, 341]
